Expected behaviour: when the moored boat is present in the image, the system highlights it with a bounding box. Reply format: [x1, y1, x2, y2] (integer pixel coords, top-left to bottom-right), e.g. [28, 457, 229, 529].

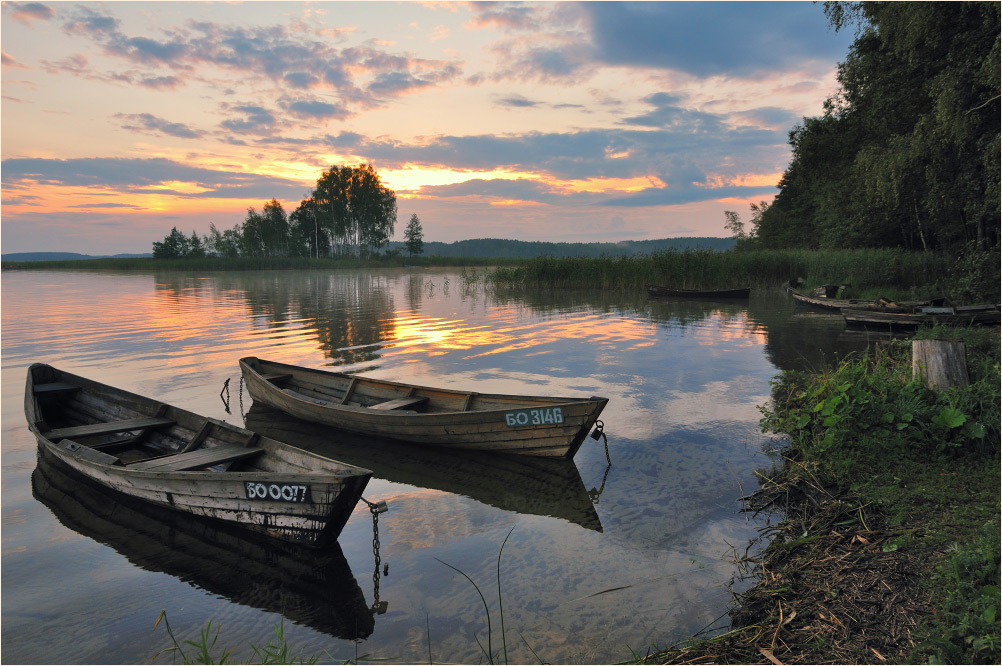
[31, 451, 378, 638]
[25, 363, 372, 547]
[244, 404, 604, 531]
[789, 288, 943, 311]
[646, 285, 751, 299]
[841, 304, 1001, 330]
[239, 357, 609, 458]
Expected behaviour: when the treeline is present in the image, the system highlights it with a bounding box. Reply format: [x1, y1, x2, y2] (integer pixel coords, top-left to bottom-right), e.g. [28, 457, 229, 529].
[384, 237, 734, 258]
[744, 2, 999, 255]
[153, 164, 397, 259]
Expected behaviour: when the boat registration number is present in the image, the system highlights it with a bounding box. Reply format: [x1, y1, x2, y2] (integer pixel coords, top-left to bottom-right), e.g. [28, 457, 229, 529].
[245, 482, 311, 503]
[504, 407, 563, 427]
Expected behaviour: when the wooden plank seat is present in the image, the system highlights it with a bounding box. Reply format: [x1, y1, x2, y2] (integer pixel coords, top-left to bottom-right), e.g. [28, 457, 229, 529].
[46, 416, 175, 441]
[261, 373, 293, 383]
[128, 444, 264, 472]
[283, 388, 333, 406]
[369, 396, 428, 411]
[33, 382, 82, 395]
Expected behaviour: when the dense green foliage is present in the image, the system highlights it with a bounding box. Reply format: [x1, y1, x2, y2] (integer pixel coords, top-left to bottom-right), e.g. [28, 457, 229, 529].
[291, 164, 397, 258]
[759, 328, 1000, 663]
[753, 2, 1000, 254]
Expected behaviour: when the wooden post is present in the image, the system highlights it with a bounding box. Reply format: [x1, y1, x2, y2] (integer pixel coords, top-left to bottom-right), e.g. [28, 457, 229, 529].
[912, 339, 970, 391]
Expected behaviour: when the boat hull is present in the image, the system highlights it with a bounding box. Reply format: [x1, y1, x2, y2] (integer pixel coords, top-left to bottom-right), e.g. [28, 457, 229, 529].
[842, 306, 1001, 330]
[26, 364, 371, 547]
[240, 357, 608, 458]
[646, 285, 750, 299]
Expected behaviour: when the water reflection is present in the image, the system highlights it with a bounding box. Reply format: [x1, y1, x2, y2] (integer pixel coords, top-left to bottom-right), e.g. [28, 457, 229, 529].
[244, 404, 605, 532]
[32, 449, 377, 640]
[1, 270, 875, 664]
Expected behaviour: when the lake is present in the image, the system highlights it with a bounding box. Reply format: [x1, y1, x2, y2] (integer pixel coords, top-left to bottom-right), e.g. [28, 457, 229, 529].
[1, 268, 871, 664]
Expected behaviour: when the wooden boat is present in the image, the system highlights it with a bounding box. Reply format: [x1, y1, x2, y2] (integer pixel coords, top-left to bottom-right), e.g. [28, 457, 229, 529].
[646, 285, 750, 299]
[244, 404, 604, 531]
[32, 451, 378, 638]
[789, 288, 943, 311]
[842, 305, 1001, 330]
[239, 357, 609, 458]
[25, 363, 372, 547]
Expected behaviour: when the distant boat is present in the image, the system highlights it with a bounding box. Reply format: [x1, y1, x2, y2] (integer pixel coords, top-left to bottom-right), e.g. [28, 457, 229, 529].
[239, 357, 609, 459]
[26, 363, 372, 547]
[32, 452, 378, 639]
[788, 288, 943, 311]
[842, 305, 1001, 330]
[646, 285, 751, 299]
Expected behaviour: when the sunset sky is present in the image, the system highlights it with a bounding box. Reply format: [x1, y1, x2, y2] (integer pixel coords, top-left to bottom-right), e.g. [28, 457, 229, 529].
[1, 1, 854, 255]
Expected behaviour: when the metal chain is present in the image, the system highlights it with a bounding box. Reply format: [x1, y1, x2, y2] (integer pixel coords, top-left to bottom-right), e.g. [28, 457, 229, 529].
[238, 376, 245, 417]
[219, 378, 231, 413]
[371, 507, 382, 611]
[361, 498, 388, 614]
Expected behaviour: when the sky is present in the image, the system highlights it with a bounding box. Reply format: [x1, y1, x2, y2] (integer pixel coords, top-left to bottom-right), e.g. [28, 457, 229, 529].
[0, 1, 855, 255]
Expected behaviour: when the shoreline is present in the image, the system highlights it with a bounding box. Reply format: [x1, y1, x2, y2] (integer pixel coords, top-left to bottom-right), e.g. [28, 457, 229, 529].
[644, 330, 1000, 665]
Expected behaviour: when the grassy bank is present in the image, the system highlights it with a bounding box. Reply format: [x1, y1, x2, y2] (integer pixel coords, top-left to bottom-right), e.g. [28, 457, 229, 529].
[645, 326, 1000, 664]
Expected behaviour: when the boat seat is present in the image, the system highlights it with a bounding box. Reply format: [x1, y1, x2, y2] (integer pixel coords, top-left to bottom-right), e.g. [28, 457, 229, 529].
[33, 382, 81, 395]
[261, 373, 292, 383]
[128, 444, 264, 471]
[369, 396, 428, 411]
[283, 388, 333, 406]
[46, 417, 175, 440]
[62, 439, 123, 466]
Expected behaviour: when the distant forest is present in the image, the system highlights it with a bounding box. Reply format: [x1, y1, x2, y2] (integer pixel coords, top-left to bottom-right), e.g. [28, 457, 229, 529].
[5, 237, 732, 263]
[385, 237, 734, 258]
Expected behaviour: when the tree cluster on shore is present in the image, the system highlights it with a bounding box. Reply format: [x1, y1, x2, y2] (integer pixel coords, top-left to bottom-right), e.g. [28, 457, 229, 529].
[153, 164, 408, 260]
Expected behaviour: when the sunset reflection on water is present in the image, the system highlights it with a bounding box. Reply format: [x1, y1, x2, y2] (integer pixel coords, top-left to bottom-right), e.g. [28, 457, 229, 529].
[1, 268, 861, 665]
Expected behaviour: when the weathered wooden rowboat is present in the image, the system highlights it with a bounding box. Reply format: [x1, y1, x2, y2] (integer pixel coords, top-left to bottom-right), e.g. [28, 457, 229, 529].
[646, 284, 750, 299]
[25, 363, 372, 547]
[789, 288, 944, 311]
[244, 404, 604, 531]
[841, 305, 1001, 330]
[239, 357, 609, 458]
[32, 450, 377, 638]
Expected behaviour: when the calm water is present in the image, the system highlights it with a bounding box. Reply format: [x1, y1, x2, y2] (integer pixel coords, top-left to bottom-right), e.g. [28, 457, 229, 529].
[1, 269, 870, 664]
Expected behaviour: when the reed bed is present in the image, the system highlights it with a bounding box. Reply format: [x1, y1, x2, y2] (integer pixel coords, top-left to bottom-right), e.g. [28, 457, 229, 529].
[485, 249, 951, 294]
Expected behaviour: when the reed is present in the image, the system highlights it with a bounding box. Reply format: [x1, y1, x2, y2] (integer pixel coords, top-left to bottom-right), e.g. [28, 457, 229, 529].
[484, 249, 951, 295]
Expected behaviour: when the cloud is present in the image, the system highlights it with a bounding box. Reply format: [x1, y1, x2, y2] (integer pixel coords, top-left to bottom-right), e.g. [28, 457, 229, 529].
[4, 1, 54, 24]
[1, 157, 307, 200]
[496, 95, 540, 108]
[622, 93, 725, 132]
[56, 8, 463, 113]
[2, 51, 29, 68]
[116, 113, 205, 139]
[582, 2, 852, 77]
[420, 178, 562, 203]
[600, 183, 778, 207]
[221, 105, 277, 134]
[466, 3, 549, 31]
[284, 98, 350, 120]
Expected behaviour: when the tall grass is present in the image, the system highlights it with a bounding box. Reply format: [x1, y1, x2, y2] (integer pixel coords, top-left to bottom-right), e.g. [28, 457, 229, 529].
[485, 249, 951, 295]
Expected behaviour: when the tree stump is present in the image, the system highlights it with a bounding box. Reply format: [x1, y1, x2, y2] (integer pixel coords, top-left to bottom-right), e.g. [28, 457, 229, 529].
[912, 339, 970, 390]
